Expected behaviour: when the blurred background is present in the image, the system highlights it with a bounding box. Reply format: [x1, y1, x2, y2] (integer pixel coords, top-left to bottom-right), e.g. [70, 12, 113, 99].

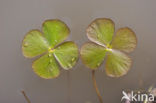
[0, 0, 156, 103]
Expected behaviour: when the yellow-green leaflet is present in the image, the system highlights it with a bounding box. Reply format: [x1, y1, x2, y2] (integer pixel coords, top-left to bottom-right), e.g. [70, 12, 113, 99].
[32, 53, 60, 79]
[87, 18, 114, 46]
[81, 42, 106, 69]
[54, 42, 79, 70]
[106, 50, 131, 77]
[22, 30, 49, 58]
[112, 27, 137, 53]
[42, 19, 70, 48]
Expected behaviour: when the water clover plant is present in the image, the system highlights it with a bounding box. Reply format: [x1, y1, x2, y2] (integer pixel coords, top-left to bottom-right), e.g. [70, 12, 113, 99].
[80, 18, 137, 103]
[22, 19, 78, 79]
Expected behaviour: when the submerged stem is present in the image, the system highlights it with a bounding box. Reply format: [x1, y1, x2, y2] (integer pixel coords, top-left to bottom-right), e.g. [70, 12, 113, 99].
[21, 90, 31, 103]
[92, 70, 103, 103]
[67, 71, 71, 103]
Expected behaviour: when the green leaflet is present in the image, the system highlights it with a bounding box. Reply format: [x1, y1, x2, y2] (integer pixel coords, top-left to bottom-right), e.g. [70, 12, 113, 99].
[32, 53, 60, 79]
[111, 27, 137, 53]
[42, 19, 70, 48]
[54, 41, 78, 70]
[105, 50, 131, 77]
[87, 18, 114, 46]
[22, 30, 49, 58]
[80, 42, 107, 69]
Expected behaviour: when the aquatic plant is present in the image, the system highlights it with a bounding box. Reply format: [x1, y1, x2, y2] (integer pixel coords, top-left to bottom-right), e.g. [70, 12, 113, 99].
[80, 18, 137, 103]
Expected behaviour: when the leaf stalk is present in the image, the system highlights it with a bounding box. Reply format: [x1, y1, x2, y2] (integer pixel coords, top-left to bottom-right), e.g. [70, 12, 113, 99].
[92, 70, 103, 103]
[21, 90, 31, 103]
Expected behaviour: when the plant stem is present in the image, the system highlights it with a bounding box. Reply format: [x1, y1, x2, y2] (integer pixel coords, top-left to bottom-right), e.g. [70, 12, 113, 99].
[21, 90, 31, 103]
[67, 71, 71, 103]
[92, 70, 103, 103]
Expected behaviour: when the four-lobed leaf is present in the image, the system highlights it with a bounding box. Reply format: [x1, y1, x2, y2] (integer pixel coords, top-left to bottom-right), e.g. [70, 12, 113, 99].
[22, 19, 78, 79]
[81, 18, 137, 77]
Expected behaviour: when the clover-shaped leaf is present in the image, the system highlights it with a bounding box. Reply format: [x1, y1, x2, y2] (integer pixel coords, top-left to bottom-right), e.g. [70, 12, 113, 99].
[22, 19, 78, 79]
[81, 18, 137, 77]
